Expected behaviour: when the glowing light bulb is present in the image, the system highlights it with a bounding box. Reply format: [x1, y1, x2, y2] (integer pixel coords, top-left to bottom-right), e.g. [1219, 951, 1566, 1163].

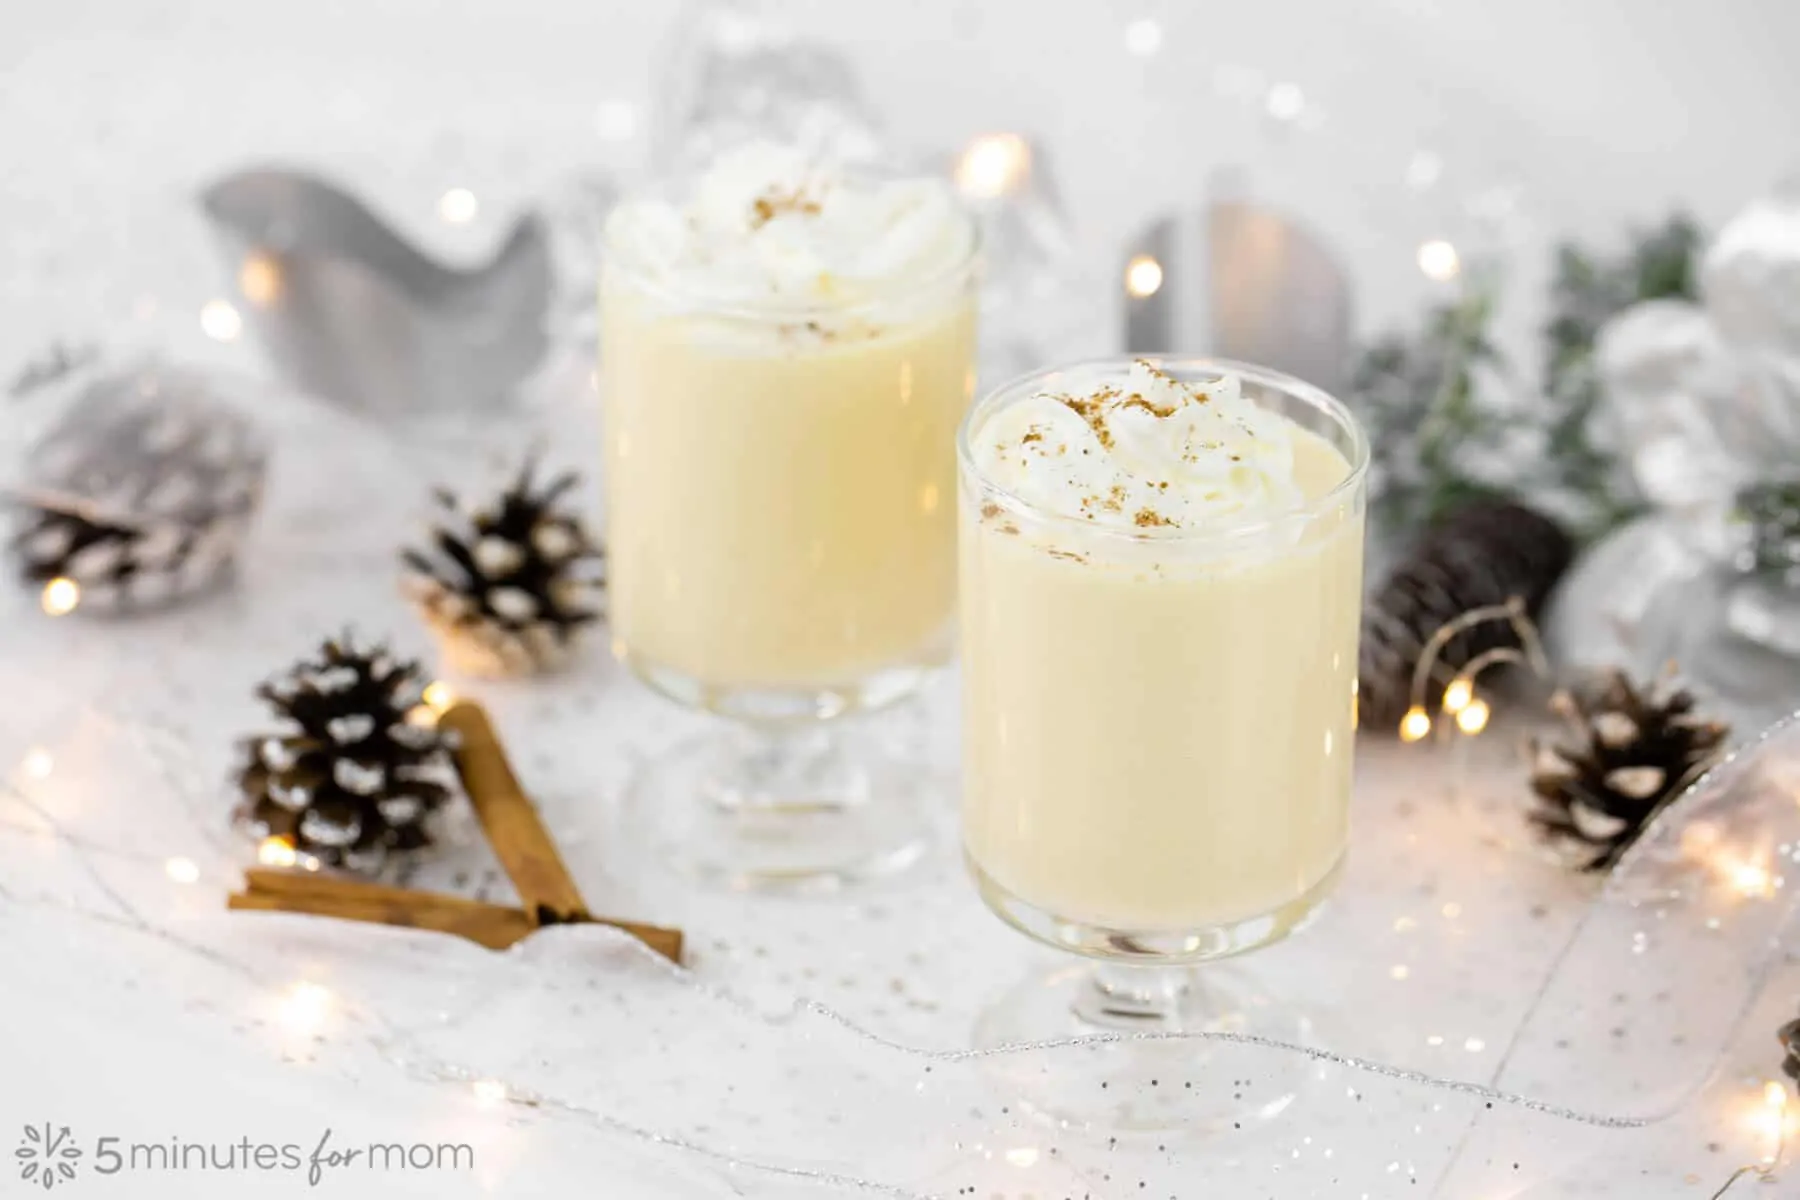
[1441, 677, 1473, 714]
[1124, 255, 1164, 298]
[1731, 861, 1775, 898]
[239, 254, 282, 306]
[472, 1079, 508, 1108]
[1753, 1080, 1792, 1161]
[1405, 150, 1442, 190]
[1123, 18, 1163, 56]
[422, 681, 456, 713]
[40, 577, 80, 616]
[278, 981, 332, 1035]
[258, 837, 298, 868]
[955, 133, 1031, 200]
[1417, 239, 1460, 282]
[164, 857, 201, 885]
[1266, 83, 1306, 121]
[594, 99, 639, 141]
[1399, 707, 1431, 742]
[200, 299, 243, 341]
[1004, 1146, 1040, 1167]
[1455, 697, 1490, 735]
[438, 188, 479, 224]
[21, 748, 53, 779]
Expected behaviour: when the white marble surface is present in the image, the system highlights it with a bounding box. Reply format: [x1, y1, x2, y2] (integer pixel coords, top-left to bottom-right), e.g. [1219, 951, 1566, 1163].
[4, 2, 1800, 1197]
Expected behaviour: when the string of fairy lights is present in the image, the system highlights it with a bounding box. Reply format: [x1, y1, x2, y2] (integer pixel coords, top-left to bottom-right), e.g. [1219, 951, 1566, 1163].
[1396, 598, 1550, 743]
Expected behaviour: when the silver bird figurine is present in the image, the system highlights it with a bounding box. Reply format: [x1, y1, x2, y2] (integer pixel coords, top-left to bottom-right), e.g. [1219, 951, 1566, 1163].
[201, 168, 554, 418]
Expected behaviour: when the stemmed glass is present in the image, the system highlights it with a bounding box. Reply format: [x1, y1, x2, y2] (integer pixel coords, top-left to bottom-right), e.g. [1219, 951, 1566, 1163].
[599, 163, 980, 891]
[956, 355, 1368, 1123]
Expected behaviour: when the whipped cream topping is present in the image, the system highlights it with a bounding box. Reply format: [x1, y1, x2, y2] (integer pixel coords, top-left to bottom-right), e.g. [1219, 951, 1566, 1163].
[604, 142, 974, 313]
[972, 361, 1305, 531]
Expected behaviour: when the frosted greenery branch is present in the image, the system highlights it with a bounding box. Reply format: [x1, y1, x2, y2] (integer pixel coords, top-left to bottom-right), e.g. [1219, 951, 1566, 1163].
[1350, 214, 1702, 543]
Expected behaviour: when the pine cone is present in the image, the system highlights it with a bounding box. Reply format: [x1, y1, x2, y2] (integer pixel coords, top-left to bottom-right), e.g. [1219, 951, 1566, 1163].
[1528, 668, 1729, 872]
[401, 460, 604, 677]
[1781, 1016, 1800, 1087]
[11, 367, 266, 613]
[234, 635, 458, 874]
[13, 509, 244, 613]
[1359, 499, 1574, 731]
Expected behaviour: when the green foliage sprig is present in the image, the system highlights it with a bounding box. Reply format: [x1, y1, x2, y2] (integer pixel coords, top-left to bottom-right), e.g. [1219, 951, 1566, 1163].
[1351, 215, 1702, 543]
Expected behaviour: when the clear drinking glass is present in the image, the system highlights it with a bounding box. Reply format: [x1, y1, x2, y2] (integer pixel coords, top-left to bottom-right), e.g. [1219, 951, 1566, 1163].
[600, 170, 980, 891]
[957, 356, 1368, 1069]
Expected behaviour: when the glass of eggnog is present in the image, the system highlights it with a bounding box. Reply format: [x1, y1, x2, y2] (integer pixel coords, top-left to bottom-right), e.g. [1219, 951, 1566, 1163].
[959, 356, 1367, 1038]
[600, 143, 979, 890]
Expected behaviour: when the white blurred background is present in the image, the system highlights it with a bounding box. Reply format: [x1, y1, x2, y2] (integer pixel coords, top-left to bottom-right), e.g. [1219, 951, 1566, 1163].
[6, 0, 1798, 373]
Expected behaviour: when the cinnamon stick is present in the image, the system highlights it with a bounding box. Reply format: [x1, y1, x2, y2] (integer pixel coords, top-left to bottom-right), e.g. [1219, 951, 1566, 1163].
[437, 699, 589, 922]
[229, 887, 535, 951]
[226, 694, 686, 963]
[234, 869, 684, 962]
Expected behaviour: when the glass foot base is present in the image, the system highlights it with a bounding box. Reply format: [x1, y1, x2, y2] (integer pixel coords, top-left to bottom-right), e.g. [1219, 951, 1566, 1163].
[618, 726, 931, 894]
[967, 852, 1343, 964]
[972, 961, 1335, 1136]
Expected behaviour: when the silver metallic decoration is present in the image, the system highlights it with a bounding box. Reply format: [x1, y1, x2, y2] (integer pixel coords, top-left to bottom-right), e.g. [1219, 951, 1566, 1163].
[540, 170, 622, 355]
[948, 133, 1107, 384]
[1702, 188, 1800, 356]
[200, 169, 553, 418]
[651, 0, 886, 172]
[6, 360, 268, 614]
[1547, 189, 1800, 725]
[1123, 185, 1354, 395]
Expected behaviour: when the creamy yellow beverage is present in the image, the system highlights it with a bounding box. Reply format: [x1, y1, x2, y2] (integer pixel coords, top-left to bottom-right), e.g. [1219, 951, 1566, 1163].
[601, 144, 978, 698]
[960, 360, 1365, 939]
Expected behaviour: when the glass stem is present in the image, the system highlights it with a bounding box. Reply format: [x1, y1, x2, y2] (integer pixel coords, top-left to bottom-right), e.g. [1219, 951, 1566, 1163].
[707, 722, 866, 815]
[1073, 963, 1194, 1030]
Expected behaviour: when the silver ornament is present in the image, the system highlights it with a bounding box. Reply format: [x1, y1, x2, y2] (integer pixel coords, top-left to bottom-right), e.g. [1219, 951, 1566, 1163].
[1122, 196, 1354, 397]
[1593, 300, 1743, 512]
[950, 133, 1106, 386]
[1701, 190, 1800, 357]
[652, 1, 886, 173]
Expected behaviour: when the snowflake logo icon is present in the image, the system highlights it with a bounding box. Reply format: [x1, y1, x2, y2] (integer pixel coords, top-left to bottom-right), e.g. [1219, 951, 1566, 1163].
[14, 1124, 81, 1190]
